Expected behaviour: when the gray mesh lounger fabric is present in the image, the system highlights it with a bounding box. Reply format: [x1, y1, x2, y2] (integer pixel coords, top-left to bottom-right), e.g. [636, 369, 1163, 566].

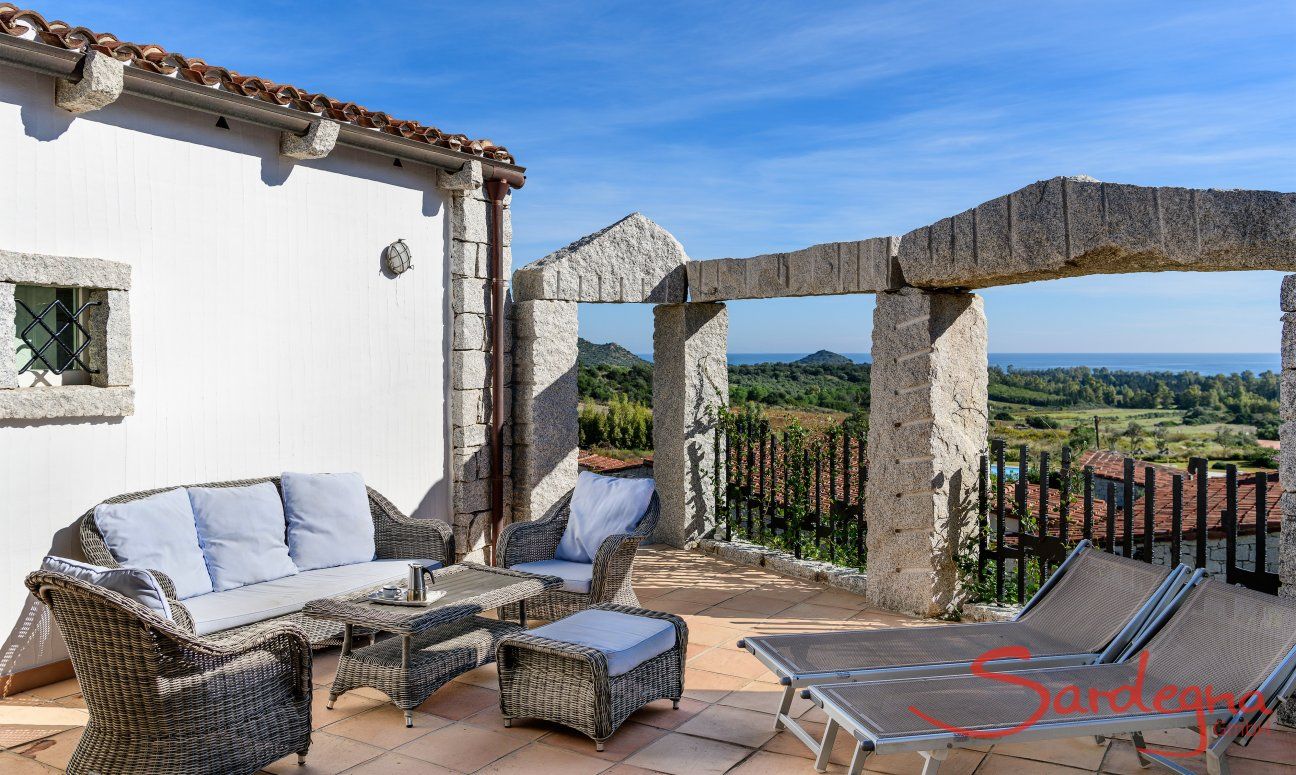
[815, 580, 1296, 742]
[749, 548, 1172, 677]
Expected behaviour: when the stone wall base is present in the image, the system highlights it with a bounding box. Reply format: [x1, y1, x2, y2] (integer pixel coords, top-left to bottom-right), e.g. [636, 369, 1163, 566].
[696, 539, 868, 598]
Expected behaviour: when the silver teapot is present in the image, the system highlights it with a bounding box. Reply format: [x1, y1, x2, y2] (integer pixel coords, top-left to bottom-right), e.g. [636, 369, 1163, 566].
[407, 562, 436, 602]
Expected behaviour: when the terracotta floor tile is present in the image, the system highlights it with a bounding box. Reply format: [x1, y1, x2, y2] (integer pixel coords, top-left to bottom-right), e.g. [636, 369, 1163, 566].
[717, 679, 813, 718]
[974, 752, 1091, 774]
[623, 731, 751, 775]
[719, 592, 796, 615]
[313, 647, 343, 685]
[628, 697, 708, 730]
[1, 725, 69, 751]
[802, 588, 871, 610]
[646, 599, 711, 616]
[737, 749, 848, 774]
[313, 685, 383, 729]
[396, 722, 527, 772]
[541, 720, 666, 761]
[861, 748, 984, 775]
[685, 648, 773, 681]
[771, 602, 861, 623]
[761, 720, 857, 766]
[413, 682, 499, 720]
[0, 749, 65, 773]
[463, 706, 556, 740]
[752, 583, 822, 604]
[452, 662, 501, 691]
[1133, 726, 1213, 752]
[265, 731, 384, 775]
[679, 621, 746, 648]
[1210, 760, 1296, 775]
[601, 764, 669, 775]
[0, 704, 89, 750]
[675, 704, 778, 748]
[657, 587, 739, 606]
[1228, 724, 1296, 763]
[475, 741, 612, 774]
[339, 751, 462, 774]
[50, 694, 85, 711]
[17, 681, 79, 702]
[11, 727, 82, 770]
[1099, 739, 1206, 775]
[692, 608, 775, 629]
[322, 705, 448, 749]
[681, 669, 748, 703]
[993, 735, 1110, 770]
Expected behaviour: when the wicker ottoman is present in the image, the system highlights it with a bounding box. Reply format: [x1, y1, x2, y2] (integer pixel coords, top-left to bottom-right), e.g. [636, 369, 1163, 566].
[496, 604, 687, 750]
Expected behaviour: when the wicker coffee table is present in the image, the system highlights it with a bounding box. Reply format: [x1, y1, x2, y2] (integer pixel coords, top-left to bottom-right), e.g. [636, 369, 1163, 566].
[303, 562, 562, 727]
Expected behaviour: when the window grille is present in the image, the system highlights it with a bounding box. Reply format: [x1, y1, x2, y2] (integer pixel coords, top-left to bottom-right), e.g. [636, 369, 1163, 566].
[15, 292, 100, 374]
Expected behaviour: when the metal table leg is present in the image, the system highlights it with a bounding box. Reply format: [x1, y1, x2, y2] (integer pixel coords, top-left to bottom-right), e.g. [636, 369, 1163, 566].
[402, 635, 413, 727]
[328, 624, 355, 710]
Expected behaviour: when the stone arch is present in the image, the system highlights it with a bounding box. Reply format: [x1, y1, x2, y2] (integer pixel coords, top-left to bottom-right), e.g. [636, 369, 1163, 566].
[511, 213, 728, 546]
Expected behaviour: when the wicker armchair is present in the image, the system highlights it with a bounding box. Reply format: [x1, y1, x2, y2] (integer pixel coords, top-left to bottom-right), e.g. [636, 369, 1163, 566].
[79, 476, 454, 645]
[25, 570, 312, 775]
[496, 489, 660, 621]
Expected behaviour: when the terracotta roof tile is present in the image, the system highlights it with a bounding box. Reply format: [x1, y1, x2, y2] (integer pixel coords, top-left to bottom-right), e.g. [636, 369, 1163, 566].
[1008, 464, 1282, 543]
[0, 4, 514, 164]
[577, 451, 652, 474]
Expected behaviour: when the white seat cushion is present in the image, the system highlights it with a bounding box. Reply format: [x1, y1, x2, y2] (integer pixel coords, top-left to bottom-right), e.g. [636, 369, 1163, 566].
[528, 610, 676, 676]
[510, 559, 593, 594]
[183, 558, 441, 635]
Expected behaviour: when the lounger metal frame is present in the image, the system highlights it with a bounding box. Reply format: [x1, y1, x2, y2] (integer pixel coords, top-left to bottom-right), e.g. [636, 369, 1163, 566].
[739, 541, 1189, 755]
[803, 571, 1296, 775]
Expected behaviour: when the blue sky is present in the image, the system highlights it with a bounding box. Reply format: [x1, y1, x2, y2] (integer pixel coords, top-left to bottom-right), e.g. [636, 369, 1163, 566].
[39, 1, 1296, 353]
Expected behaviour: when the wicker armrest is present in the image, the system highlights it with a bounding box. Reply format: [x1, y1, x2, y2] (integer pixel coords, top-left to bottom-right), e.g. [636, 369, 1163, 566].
[497, 631, 611, 675]
[369, 488, 454, 564]
[498, 496, 571, 567]
[592, 604, 688, 650]
[186, 621, 313, 697]
[589, 532, 644, 600]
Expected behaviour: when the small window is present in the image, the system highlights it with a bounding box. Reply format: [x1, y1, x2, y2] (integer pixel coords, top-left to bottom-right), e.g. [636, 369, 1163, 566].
[13, 285, 97, 387]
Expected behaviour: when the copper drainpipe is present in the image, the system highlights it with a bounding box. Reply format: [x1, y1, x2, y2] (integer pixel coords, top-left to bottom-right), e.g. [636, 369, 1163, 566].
[484, 172, 522, 563]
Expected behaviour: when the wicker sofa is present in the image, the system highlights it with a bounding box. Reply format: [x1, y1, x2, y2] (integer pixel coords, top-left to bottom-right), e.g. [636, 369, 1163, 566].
[79, 476, 454, 645]
[496, 488, 660, 621]
[26, 569, 313, 775]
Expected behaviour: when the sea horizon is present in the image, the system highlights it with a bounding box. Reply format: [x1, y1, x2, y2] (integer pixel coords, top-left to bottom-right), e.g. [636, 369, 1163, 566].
[631, 352, 1281, 376]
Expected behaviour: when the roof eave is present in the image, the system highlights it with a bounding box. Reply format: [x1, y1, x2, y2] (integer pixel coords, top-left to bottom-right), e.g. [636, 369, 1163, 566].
[0, 34, 526, 184]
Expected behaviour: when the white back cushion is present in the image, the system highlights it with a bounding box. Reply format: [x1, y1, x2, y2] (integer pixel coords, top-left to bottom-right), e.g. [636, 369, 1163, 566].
[554, 472, 655, 563]
[189, 483, 298, 592]
[94, 488, 214, 599]
[281, 472, 376, 571]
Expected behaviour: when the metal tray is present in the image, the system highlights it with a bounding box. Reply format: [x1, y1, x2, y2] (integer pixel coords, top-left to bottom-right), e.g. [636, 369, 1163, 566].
[366, 589, 446, 608]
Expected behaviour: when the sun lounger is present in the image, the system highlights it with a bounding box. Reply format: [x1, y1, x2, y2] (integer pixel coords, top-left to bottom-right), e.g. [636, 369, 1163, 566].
[738, 541, 1187, 753]
[802, 573, 1296, 775]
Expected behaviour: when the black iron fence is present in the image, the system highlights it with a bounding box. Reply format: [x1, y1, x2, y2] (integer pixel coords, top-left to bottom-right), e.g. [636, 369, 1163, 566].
[976, 439, 1281, 605]
[711, 411, 868, 570]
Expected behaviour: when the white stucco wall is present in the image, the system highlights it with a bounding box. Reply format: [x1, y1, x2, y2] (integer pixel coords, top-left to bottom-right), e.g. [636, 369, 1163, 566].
[0, 63, 451, 674]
